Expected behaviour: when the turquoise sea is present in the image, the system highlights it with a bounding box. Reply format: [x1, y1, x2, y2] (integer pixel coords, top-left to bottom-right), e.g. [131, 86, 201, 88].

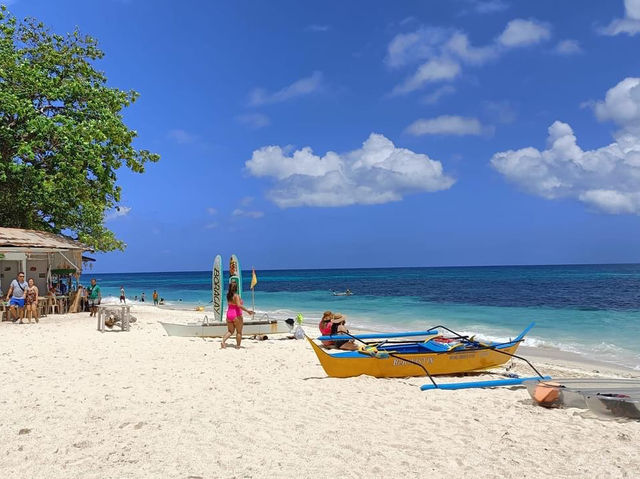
[83, 264, 640, 370]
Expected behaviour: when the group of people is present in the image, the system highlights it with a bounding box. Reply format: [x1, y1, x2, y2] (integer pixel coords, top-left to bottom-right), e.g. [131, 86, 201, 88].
[3, 272, 39, 324]
[119, 286, 161, 305]
[1, 273, 105, 323]
[218, 285, 358, 350]
[318, 310, 358, 350]
[3, 272, 359, 349]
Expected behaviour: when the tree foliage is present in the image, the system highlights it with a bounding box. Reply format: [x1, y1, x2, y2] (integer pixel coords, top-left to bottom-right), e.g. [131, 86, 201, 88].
[0, 6, 159, 251]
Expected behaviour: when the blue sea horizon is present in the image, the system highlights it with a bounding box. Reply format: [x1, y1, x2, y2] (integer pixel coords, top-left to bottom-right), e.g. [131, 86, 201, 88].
[82, 263, 640, 370]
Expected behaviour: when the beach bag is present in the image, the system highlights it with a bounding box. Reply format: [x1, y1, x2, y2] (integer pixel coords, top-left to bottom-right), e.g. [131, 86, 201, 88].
[293, 312, 305, 339]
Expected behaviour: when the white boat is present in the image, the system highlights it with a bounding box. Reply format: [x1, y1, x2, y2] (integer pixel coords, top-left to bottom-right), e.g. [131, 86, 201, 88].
[159, 316, 293, 338]
[524, 378, 640, 409]
[585, 392, 640, 419]
[331, 290, 353, 296]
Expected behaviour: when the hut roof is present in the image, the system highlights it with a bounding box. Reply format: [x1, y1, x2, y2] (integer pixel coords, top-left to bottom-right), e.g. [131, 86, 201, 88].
[0, 227, 91, 252]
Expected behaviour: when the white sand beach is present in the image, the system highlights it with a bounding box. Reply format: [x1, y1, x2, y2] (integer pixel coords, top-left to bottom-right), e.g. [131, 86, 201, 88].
[1, 305, 639, 479]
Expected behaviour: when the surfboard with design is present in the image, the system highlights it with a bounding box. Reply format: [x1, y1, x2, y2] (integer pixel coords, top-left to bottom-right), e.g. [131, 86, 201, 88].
[212, 255, 223, 322]
[229, 254, 242, 298]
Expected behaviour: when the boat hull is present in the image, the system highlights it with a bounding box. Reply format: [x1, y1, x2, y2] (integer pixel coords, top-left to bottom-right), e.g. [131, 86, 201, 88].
[585, 393, 640, 419]
[306, 336, 522, 378]
[160, 320, 290, 338]
[524, 379, 640, 408]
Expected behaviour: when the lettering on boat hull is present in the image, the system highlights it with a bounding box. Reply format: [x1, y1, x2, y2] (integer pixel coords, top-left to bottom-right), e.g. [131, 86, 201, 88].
[392, 357, 433, 367]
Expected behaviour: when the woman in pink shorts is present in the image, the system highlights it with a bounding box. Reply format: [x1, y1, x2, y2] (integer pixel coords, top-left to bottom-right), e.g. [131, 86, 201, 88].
[221, 280, 254, 349]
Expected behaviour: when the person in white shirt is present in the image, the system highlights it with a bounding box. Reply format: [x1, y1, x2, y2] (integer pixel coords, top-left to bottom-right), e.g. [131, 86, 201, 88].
[5, 272, 28, 323]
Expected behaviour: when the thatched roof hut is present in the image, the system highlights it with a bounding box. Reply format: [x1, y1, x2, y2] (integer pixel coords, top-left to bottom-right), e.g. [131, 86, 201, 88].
[0, 227, 91, 252]
[0, 227, 93, 295]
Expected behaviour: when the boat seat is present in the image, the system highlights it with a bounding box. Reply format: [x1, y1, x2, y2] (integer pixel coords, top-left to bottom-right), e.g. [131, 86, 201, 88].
[419, 341, 452, 352]
[331, 351, 368, 358]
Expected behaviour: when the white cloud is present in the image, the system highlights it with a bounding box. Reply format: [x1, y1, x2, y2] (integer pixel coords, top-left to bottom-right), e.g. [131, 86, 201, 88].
[245, 133, 455, 208]
[497, 19, 551, 47]
[168, 129, 197, 144]
[406, 115, 485, 136]
[386, 27, 450, 68]
[601, 0, 640, 36]
[232, 209, 264, 218]
[105, 206, 131, 221]
[207, 207, 217, 215]
[553, 39, 582, 55]
[392, 58, 461, 95]
[445, 32, 498, 64]
[249, 72, 323, 106]
[237, 113, 270, 129]
[483, 100, 517, 124]
[458, 0, 509, 15]
[399, 16, 417, 26]
[239, 196, 254, 207]
[388, 19, 551, 95]
[469, 0, 509, 14]
[305, 24, 330, 32]
[422, 85, 456, 104]
[204, 222, 218, 230]
[491, 77, 640, 215]
[579, 190, 637, 214]
[594, 77, 640, 133]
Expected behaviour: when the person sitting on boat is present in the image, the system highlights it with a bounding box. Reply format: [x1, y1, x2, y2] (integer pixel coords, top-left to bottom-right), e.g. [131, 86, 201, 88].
[330, 313, 358, 351]
[318, 311, 334, 348]
[345, 289, 352, 295]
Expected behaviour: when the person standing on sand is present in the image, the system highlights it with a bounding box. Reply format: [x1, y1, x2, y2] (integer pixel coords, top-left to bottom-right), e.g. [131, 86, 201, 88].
[5, 272, 28, 323]
[120, 286, 126, 304]
[221, 281, 254, 349]
[87, 279, 101, 317]
[152, 290, 158, 306]
[24, 278, 39, 324]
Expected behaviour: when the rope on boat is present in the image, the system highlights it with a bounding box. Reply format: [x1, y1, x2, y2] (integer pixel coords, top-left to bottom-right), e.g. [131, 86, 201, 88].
[425, 324, 546, 379]
[339, 330, 439, 388]
[327, 323, 546, 387]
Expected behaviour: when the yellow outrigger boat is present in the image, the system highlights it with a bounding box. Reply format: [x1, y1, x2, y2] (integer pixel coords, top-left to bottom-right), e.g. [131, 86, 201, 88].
[307, 323, 534, 379]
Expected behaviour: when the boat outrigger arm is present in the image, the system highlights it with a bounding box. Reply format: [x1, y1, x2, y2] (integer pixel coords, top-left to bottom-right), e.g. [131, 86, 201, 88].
[315, 322, 548, 390]
[418, 322, 547, 389]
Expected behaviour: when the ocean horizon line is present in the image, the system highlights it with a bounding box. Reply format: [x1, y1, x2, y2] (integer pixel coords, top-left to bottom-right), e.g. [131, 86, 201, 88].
[86, 261, 640, 276]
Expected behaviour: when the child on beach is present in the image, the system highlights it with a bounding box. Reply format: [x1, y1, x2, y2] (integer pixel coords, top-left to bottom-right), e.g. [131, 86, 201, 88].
[152, 290, 158, 305]
[221, 280, 254, 349]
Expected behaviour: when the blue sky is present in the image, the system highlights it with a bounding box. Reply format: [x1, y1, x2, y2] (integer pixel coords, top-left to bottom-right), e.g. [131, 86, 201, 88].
[8, 0, 640, 271]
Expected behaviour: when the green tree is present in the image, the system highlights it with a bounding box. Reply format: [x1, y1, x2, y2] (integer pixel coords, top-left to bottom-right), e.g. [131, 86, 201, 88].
[0, 5, 159, 251]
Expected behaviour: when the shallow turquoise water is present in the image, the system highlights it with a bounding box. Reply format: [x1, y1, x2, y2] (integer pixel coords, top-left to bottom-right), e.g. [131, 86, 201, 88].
[83, 264, 640, 370]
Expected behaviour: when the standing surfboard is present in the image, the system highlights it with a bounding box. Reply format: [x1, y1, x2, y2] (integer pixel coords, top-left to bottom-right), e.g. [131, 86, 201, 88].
[229, 254, 243, 298]
[212, 255, 223, 322]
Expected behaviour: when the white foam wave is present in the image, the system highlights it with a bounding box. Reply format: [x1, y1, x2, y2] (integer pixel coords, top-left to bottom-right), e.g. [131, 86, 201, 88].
[268, 308, 640, 370]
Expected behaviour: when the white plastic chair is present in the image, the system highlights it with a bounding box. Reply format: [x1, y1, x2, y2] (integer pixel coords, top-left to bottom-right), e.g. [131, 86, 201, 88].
[48, 301, 59, 314]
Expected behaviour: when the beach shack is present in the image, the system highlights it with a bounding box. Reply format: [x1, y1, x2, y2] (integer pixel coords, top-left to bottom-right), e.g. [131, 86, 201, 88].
[0, 227, 93, 300]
